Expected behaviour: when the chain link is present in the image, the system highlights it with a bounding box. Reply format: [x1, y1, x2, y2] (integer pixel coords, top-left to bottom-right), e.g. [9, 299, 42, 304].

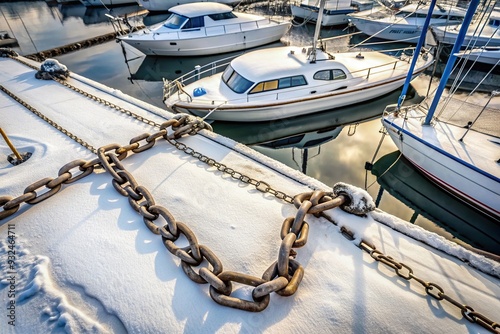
[0, 85, 97, 154]
[1, 53, 498, 330]
[358, 240, 500, 333]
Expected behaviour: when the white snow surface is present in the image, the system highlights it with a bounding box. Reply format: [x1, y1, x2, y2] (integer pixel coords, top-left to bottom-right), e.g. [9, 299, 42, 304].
[0, 56, 499, 333]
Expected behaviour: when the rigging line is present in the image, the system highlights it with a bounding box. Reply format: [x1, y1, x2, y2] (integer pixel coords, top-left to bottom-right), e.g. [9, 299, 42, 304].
[0, 6, 17, 42]
[99, 0, 111, 12]
[364, 130, 386, 190]
[438, 1, 496, 102]
[365, 151, 402, 191]
[469, 58, 500, 95]
[14, 6, 37, 54]
[438, 3, 499, 116]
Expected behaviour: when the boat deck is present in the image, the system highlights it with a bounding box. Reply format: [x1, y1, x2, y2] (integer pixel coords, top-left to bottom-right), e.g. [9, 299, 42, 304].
[1, 55, 499, 333]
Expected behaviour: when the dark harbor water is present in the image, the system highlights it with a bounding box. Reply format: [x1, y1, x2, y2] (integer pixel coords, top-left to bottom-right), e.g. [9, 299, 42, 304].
[1, 0, 498, 254]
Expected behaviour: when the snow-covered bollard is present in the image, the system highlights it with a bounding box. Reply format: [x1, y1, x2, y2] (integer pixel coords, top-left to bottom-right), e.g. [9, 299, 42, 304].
[332, 182, 375, 216]
[35, 59, 70, 80]
[0, 48, 18, 58]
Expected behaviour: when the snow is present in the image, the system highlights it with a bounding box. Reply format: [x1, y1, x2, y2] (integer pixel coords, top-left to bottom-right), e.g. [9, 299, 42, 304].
[0, 55, 499, 333]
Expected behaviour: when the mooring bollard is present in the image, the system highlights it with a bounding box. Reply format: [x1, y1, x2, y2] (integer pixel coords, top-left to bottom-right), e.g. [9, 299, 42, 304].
[0, 128, 31, 165]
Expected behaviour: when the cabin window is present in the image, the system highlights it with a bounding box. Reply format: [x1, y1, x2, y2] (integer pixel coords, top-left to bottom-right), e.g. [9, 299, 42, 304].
[313, 70, 330, 80]
[291, 75, 307, 86]
[222, 65, 254, 94]
[313, 69, 347, 81]
[249, 75, 307, 94]
[491, 19, 500, 27]
[183, 16, 204, 29]
[209, 12, 238, 20]
[163, 14, 188, 29]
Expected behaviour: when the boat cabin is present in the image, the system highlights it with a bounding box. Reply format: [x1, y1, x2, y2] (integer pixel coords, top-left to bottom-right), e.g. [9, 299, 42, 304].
[395, 4, 466, 21]
[221, 47, 354, 96]
[162, 3, 239, 30]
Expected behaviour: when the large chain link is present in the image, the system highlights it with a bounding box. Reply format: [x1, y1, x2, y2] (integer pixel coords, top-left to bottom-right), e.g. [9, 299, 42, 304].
[1, 53, 498, 331]
[358, 239, 499, 333]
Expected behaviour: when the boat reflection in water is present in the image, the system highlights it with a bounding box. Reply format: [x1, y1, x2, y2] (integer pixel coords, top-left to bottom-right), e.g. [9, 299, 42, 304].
[211, 86, 405, 145]
[371, 150, 500, 255]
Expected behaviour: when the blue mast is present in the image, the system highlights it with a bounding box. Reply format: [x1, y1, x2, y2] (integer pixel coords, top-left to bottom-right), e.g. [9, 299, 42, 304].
[397, 0, 437, 108]
[423, 0, 481, 125]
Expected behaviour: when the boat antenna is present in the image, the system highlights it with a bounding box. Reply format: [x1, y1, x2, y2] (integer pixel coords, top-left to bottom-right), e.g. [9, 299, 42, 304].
[423, 0, 481, 125]
[397, 0, 437, 109]
[310, 0, 326, 63]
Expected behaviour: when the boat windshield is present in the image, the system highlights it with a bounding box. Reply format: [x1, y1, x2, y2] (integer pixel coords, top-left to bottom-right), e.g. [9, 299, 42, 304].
[222, 65, 254, 94]
[163, 14, 188, 29]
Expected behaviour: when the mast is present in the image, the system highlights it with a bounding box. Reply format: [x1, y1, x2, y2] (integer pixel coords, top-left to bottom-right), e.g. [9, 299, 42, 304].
[423, 0, 481, 125]
[310, 0, 326, 63]
[397, 0, 437, 108]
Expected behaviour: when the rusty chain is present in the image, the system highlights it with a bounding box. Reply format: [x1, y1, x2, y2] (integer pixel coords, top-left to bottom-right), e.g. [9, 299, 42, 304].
[1, 53, 498, 332]
[0, 85, 97, 154]
[358, 239, 499, 333]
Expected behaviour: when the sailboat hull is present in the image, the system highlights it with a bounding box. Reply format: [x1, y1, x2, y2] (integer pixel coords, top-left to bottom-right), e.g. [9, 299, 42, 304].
[383, 112, 500, 220]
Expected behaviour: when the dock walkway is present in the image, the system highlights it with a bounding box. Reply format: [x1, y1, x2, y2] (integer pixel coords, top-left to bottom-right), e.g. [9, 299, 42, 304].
[0, 55, 499, 333]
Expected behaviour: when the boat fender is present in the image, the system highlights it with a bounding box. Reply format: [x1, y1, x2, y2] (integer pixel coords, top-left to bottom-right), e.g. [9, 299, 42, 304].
[193, 87, 207, 97]
[332, 182, 375, 216]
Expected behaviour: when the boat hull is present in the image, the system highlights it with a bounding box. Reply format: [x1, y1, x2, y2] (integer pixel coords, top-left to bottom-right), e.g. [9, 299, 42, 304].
[291, 5, 356, 26]
[348, 17, 462, 42]
[120, 23, 291, 56]
[168, 68, 428, 122]
[382, 114, 500, 220]
[431, 25, 500, 47]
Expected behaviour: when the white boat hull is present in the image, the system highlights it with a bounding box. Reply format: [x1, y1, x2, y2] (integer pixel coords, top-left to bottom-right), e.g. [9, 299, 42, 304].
[121, 22, 291, 56]
[291, 5, 356, 26]
[431, 25, 500, 47]
[348, 17, 462, 42]
[383, 111, 500, 220]
[456, 48, 500, 65]
[168, 68, 428, 122]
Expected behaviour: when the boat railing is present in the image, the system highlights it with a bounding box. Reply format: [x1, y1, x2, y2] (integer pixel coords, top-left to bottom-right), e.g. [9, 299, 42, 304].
[165, 48, 424, 103]
[163, 53, 241, 100]
[154, 18, 279, 40]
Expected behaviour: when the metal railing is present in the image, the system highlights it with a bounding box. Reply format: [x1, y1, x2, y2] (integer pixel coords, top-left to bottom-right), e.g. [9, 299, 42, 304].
[163, 47, 422, 106]
[152, 18, 281, 40]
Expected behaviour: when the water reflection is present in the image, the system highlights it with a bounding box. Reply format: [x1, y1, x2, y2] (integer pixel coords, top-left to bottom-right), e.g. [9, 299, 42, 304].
[211, 87, 408, 145]
[372, 151, 500, 254]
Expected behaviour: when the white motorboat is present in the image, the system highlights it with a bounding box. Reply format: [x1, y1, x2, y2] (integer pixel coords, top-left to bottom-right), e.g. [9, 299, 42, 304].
[118, 2, 291, 56]
[431, 9, 500, 47]
[383, 0, 500, 220]
[136, 0, 238, 12]
[291, 0, 358, 27]
[347, 3, 468, 43]
[163, 45, 433, 121]
[80, 0, 137, 6]
[455, 46, 500, 65]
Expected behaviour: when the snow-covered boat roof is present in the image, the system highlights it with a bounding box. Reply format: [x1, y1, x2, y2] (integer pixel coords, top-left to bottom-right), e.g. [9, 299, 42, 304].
[230, 46, 399, 82]
[169, 2, 233, 17]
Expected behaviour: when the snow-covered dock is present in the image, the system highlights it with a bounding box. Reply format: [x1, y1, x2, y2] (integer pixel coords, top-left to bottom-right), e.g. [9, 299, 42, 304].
[0, 54, 499, 333]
